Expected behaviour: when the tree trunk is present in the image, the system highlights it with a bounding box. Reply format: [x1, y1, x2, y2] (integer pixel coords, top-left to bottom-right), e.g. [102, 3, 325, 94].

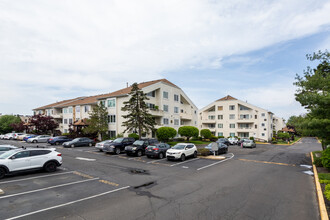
[98, 132, 102, 141]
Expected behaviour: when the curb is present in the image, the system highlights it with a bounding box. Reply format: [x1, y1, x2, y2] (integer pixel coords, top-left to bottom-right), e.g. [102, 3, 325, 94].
[311, 152, 329, 220]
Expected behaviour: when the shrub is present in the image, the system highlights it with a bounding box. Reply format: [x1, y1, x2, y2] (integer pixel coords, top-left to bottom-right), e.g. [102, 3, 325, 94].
[178, 126, 199, 141]
[62, 133, 70, 136]
[128, 133, 139, 140]
[218, 136, 224, 138]
[210, 135, 218, 142]
[249, 137, 254, 140]
[321, 148, 330, 169]
[200, 129, 212, 139]
[102, 134, 111, 141]
[325, 184, 330, 200]
[198, 148, 210, 156]
[116, 133, 124, 138]
[156, 127, 177, 142]
[314, 157, 323, 167]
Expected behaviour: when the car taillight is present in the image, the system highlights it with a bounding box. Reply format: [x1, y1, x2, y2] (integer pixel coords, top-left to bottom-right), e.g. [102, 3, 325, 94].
[145, 147, 148, 150]
[154, 148, 159, 151]
[49, 139, 53, 141]
[57, 153, 62, 156]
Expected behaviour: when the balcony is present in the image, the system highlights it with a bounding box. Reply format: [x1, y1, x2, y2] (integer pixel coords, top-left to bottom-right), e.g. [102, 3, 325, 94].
[237, 127, 252, 132]
[180, 112, 192, 120]
[149, 109, 164, 117]
[237, 118, 254, 123]
[52, 113, 63, 119]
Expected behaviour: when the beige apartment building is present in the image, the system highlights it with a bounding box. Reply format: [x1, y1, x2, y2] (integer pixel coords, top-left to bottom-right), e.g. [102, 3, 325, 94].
[33, 79, 198, 138]
[198, 95, 285, 141]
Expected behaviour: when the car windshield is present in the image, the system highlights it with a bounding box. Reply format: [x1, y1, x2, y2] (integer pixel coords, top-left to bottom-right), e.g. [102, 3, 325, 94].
[245, 140, 253, 143]
[218, 138, 226, 141]
[113, 138, 124, 143]
[72, 138, 80, 142]
[133, 140, 145, 145]
[0, 150, 17, 159]
[172, 144, 185, 150]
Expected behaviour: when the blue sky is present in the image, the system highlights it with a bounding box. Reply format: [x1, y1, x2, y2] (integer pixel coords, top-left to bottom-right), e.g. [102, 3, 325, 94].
[0, 0, 329, 120]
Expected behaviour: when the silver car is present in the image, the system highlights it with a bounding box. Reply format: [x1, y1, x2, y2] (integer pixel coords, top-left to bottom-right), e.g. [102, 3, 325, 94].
[242, 140, 256, 148]
[27, 135, 51, 143]
[95, 140, 113, 151]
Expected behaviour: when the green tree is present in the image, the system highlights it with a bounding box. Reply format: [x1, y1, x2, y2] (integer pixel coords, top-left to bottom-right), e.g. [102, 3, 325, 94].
[200, 129, 212, 139]
[121, 83, 156, 139]
[128, 133, 139, 140]
[156, 127, 177, 142]
[294, 50, 330, 149]
[83, 104, 108, 141]
[178, 126, 199, 141]
[0, 115, 22, 134]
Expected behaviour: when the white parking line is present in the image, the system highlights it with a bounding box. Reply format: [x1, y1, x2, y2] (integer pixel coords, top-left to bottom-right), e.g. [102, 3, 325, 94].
[170, 158, 200, 167]
[0, 178, 99, 199]
[0, 171, 74, 185]
[147, 158, 167, 164]
[197, 153, 234, 171]
[75, 157, 96, 161]
[5, 186, 130, 220]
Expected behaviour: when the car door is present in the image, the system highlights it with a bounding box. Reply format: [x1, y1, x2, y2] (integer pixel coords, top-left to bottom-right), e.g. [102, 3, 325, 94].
[30, 150, 51, 168]
[7, 151, 31, 171]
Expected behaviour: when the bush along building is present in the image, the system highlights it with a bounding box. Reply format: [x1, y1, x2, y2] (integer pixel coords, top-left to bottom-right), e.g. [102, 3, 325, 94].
[198, 95, 285, 142]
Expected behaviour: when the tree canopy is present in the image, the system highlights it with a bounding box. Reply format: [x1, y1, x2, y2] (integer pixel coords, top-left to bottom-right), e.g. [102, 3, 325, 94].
[156, 127, 177, 142]
[0, 115, 21, 133]
[30, 114, 58, 134]
[83, 103, 108, 141]
[178, 126, 199, 141]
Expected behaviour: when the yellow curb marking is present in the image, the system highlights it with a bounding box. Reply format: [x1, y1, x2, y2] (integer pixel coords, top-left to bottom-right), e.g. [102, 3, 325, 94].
[72, 171, 94, 179]
[239, 159, 296, 167]
[311, 152, 329, 220]
[99, 180, 119, 187]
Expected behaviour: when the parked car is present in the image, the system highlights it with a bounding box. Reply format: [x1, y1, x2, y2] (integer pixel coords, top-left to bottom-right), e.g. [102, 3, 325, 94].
[216, 138, 230, 146]
[103, 137, 135, 154]
[125, 139, 159, 157]
[228, 137, 238, 145]
[13, 133, 25, 140]
[0, 145, 18, 155]
[23, 134, 37, 142]
[0, 147, 62, 179]
[48, 136, 73, 145]
[166, 143, 197, 161]
[237, 138, 249, 145]
[95, 140, 113, 152]
[145, 143, 171, 159]
[63, 137, 95, 148]
[27, 135, 51, 143]
[204, 142, 228, 154]
[242, 140, 256, 148]
[17, 134, 32, 141]
[3, 133, 15, 140]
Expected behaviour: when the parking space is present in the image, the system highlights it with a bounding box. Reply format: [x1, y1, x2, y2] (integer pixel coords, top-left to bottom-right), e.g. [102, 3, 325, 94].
[0, 168, 128, 219]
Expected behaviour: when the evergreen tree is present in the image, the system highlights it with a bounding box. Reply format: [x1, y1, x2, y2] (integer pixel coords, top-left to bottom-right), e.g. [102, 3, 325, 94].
[121, 83, 156, 139]
[83, 103, 108, 141]
[294, 50, 330, 149]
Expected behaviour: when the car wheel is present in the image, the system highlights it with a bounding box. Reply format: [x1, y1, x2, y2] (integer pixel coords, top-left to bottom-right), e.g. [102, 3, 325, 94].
[115, 148, 121, 155]
[55, 142, 60, 145]
[137, 150, 142, 157]
[180, 154, 186, 161]
[0, 167, 6, 179]
[159, 153, 164, 159]
[71, 144, 75, 148]
[89, 143, 92, 147]
[33, 140, 37, 143]
[193, 151, 197, 158]
[44, 162, 57, 172]
[147, 155, 151, 158]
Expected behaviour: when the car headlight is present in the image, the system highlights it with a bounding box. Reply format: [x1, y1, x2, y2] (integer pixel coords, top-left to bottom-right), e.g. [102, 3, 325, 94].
[132, 147, 137, 150]
[110, 146, 115, 148]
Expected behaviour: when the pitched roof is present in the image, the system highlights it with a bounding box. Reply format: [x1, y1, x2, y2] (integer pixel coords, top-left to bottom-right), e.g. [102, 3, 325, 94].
[216, 95, 237, 102]
[34, 79, 180, 110]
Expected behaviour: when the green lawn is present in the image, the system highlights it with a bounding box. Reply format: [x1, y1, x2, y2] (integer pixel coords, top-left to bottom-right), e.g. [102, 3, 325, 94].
[275, 136, 300, 145]
[319, 173, 330, 184]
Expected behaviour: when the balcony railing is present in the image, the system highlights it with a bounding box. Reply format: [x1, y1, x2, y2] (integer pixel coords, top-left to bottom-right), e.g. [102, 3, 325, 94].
[52, 113, 63, 119]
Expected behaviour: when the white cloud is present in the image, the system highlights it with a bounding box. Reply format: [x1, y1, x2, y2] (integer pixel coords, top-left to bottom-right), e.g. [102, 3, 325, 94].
[0, 0, 329, 114]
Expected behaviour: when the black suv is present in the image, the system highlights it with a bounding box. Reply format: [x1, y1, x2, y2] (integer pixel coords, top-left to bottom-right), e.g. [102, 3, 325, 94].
[103, 137, 135, 154]
[145, 143, 171, 159]
[125, 139, 159, 157]
[216, 138, 230, 146]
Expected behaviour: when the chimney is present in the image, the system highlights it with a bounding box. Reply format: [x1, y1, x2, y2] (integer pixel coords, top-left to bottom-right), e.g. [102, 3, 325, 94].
[126, 82, 128, 88]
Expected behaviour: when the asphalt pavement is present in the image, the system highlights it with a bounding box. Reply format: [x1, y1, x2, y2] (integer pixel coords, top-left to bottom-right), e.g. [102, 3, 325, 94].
[0, 137, 322, 220]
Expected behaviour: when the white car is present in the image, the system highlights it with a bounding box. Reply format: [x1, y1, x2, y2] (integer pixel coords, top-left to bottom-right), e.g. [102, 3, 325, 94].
[228, 137, 238, 145]
[0, 147, 62, 179]
[95, 140, 113, 152]
[13, 133, 25, 140]
[27, 135, 51, 143]
[166, 143, 197, 161]
[3, 133, 15, 140]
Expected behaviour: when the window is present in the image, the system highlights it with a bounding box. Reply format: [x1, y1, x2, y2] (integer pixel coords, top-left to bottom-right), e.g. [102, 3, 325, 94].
[264, 119, 267, 121]
[163, 118, 169, 125]
[100, 100, 105, 106]
[264, 128, 267, 131]
[229, 105, 235, 110]
[261, 123, 265, 127]
[146, 103, 155, 109]
[174, 119, 179, 126]
[194, 110, 197, 114]
[261, 113, 265, 117]
[163, 91, 168, 99]
[147, 91, 155, 97]
[239, 106, 250, 110]
[107, 99, 116, 108]
[218, 106, 223, 111]
[108, 115, 116, 123]
[64, 119, 68, 124]
[208, 124, 215, 128]
[240, 114, 249, 119]
[68, 107, 73, 113]
[84, 105, 89, 112]
[174, 107, 179, 113]
[208, 115, 215, 120]
[255, 115, 257, 119]
[63, 108, 68, 114]
[30, 150, 51, 156]
[229, 133, 235, 137]
[64, 129, 68, 133]
[229, 124, 235, 128]
[13, 151, 30, 159]
[255, 124, 257, 129]
[218, 132, 223, 137]
[229, 114, 235, 119]
[174, 94, 179, 102]
[218, 123, 223, 128]
[76, 106, 80, 113]
[69, 119, 73, 124]
[109, 130, 116, 138]
[163, 105, 169, 112]
[218, 115, 223, 120]
[262, 133, 265, 136]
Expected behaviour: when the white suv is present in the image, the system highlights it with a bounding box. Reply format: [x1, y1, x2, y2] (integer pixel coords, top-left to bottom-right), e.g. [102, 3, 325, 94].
[166, 143, 197, 161]
[0, 147, 62, 179]
[228, 137, 238, 145]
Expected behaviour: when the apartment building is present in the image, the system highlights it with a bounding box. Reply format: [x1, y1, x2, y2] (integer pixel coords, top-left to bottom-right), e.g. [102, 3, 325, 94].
[33, 79, 198, 137]
[198, 95, 285, 141]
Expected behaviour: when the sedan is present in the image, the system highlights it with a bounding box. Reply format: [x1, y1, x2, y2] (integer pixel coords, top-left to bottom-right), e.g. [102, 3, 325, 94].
[216, 138, 230, 146]
[27, 135, 51, 143]
[63, 138, 94, 148]
[242, 140, 256, 148]
[95, 140, 113, 151]
[205, 142, 228, 154]
[23, 134, 37, 142]
[48, 136, 73, 145]
[145, 143, 171, 159]
[0, 145, 18, 155]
